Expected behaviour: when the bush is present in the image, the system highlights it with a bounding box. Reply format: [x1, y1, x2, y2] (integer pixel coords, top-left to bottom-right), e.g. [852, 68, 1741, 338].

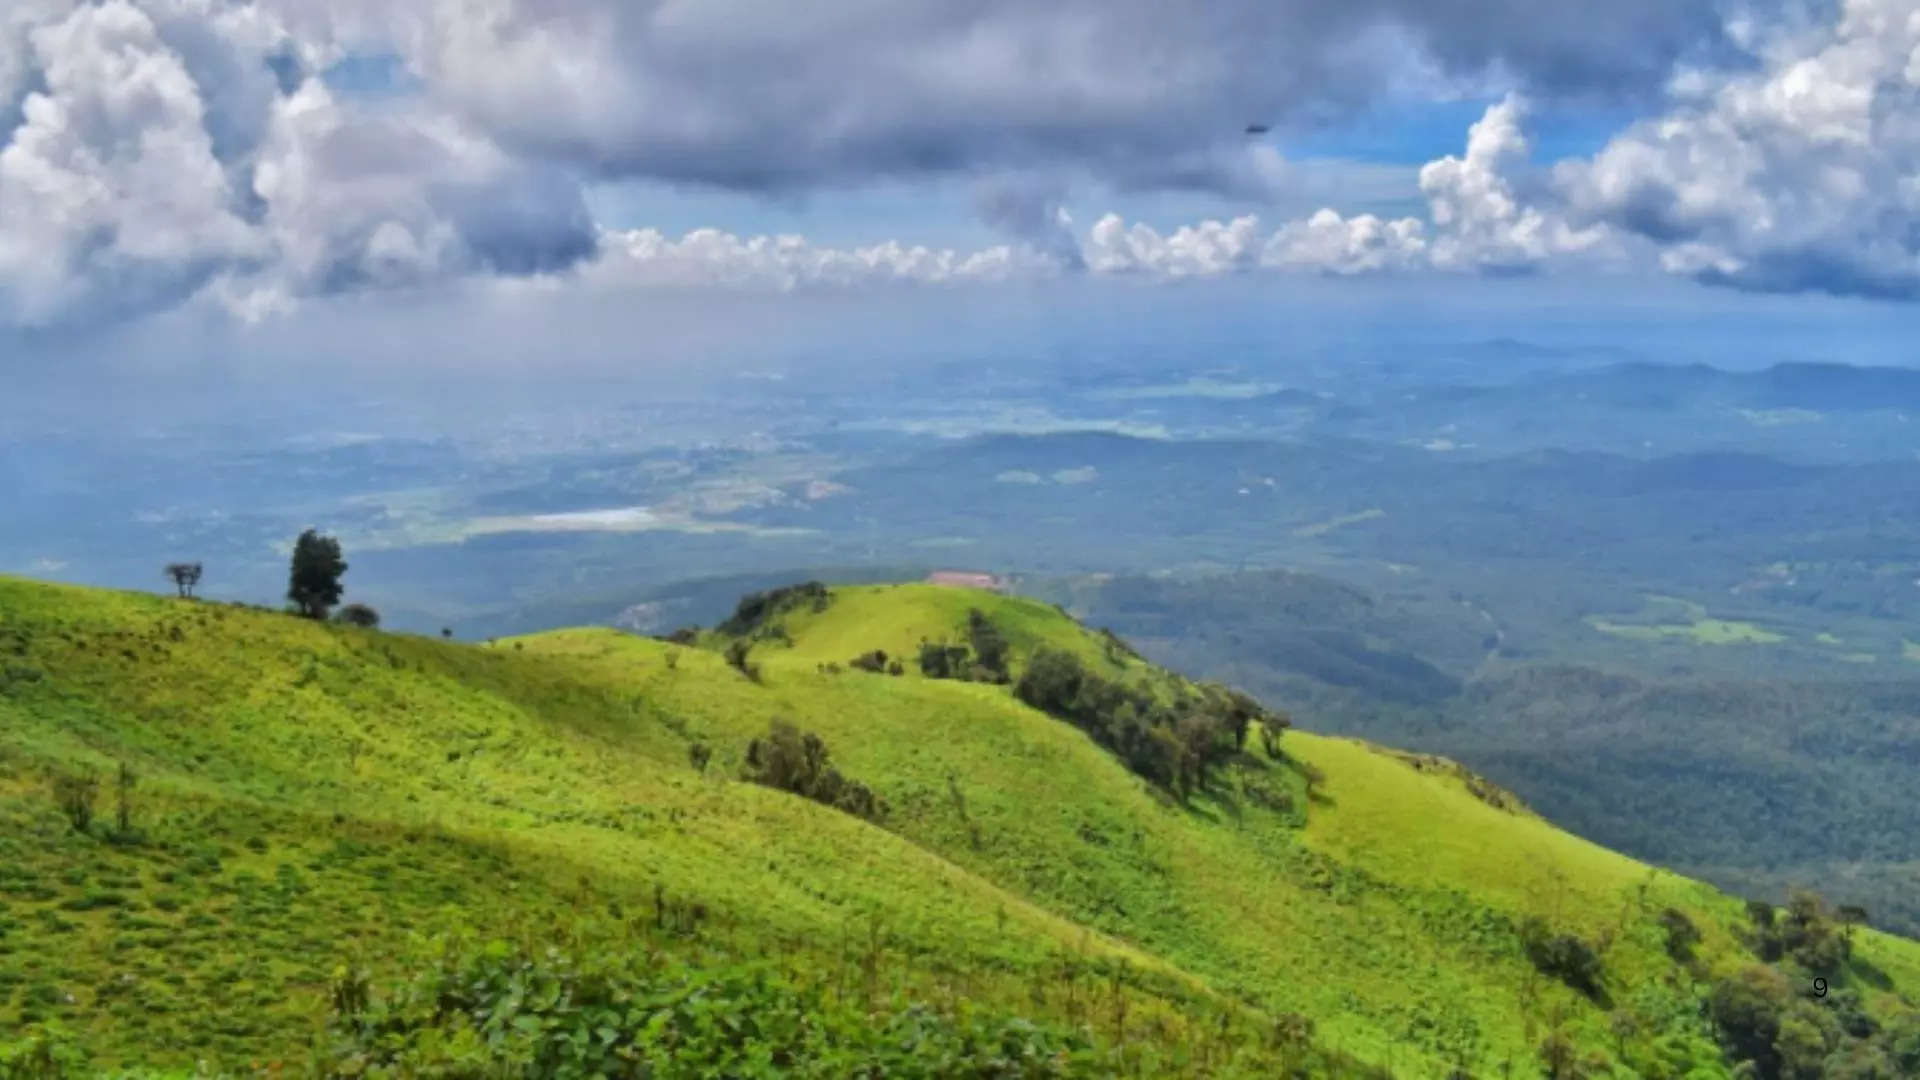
[917, 640, 971, 679]
[743, 721, 886, 822]
[1660, 906, 1702, 963]
[50, 771, 97, 833]
[849, 650, 888, 673]
[966, 609, 1010, 679]
[318, 942, 1099, 1078]
[1520, 917, 1604, 999]
[332, 603, 380, 629]
[725, 640, 761, 683]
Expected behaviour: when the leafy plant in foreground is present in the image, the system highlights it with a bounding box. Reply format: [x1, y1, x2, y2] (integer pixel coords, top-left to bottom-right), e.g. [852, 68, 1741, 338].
[319, 941, 1101, 1079]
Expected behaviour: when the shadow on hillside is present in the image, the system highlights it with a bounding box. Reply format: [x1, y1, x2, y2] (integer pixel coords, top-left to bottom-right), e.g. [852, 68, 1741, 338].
[1849, 955, 1893, 992]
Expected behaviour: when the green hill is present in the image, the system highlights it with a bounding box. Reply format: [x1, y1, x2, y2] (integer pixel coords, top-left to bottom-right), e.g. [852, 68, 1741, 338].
[2, 576, 1918, 1077]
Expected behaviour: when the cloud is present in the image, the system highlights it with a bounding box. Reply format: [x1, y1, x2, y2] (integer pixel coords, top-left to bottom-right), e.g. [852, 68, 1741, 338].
[222, 77, 597, 318]
[1550, 0, 1920, 298]
[286, 0, 1766, 196]
[565, 226, 1056, 292]
[7, 0, 1920, 331]
[0, 0, 600, 328]
[0, 1, 263, 326]
[1263, 209, 1429, 274]
[1417, 95, 1615, 272]
[1083, 213, 1264, 276]
[973, 176, 1084, 268]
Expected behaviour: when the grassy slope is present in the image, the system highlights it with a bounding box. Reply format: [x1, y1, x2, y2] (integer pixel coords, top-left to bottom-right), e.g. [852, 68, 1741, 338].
[2, 577, 1917, 1076]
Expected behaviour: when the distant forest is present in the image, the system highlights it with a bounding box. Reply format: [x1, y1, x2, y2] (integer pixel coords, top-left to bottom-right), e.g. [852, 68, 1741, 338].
[1038, 568, 1920, 936]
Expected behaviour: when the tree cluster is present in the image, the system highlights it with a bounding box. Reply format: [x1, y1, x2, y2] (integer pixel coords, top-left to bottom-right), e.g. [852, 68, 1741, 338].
[1708, 891, 1919, 1080]
[915, 608, 1013, 683]
[718, 582, 830, 637]
[1748, 892, 1853, 973]
[1014, 647, 1284, 797]
[742, 720, 886, 822]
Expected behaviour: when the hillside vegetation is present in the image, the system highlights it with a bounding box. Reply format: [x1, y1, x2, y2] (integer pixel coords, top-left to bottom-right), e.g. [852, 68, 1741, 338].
[1042, 568, 1920, 937]
[3, 576, 1919, 1077]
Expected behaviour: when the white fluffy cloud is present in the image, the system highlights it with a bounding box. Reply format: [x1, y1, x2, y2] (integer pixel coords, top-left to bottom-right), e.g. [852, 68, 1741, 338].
[1552, 0, 1920, 297]
[574, 227, 1056, 291]
[0, 1, 262, 324]
[1263, 210, 1428, 274]
[8, 0, 1920, 333]
[1417, 96, 1615, 272]
[1083, 213, 1264, 276]
[0, 0, 597, 328]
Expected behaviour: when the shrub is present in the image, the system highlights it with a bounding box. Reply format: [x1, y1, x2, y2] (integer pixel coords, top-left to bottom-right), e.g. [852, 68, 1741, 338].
[743, 721, 886, 822]
[50, 771, 98, 833]
[849, 650, 888, 673]
[332, 603, 380, 629]
[688, 743, 712, 774]
[725, 640, 761, 683]
[1520, 917, 1604, 999]
[966, 609, 1010, 679]
[917, 640, 971, 679]
[318, 941, 1098, 1078]
[1659, 906, 1701, 963]
[110, 762, 138, 843]
[1015, 647, 1086, 714]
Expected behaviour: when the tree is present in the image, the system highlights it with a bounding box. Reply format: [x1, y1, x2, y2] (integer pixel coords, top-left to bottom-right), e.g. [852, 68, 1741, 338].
[725, 639, 760, 682]
[1710, 965, 1792, 1077]
[334, 603, 380, 629]
[1836, 904, 1869, 947]
[917, 640, 970, 679]
[287, 529, 347, 620]
[966, 609, 1010, 679]
[1659, 907, 1702, 963]
[163, 561, 203, 598]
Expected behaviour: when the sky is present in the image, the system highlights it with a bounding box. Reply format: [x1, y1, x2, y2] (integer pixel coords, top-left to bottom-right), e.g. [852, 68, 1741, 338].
[5, 0, 1920, 375]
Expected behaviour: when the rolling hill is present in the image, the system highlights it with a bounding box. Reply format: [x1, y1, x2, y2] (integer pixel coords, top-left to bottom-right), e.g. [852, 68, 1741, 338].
[2, 575, 1918, 1077]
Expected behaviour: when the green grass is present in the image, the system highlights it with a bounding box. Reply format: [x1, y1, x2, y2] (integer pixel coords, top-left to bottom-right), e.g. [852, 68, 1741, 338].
[1588, 617, 1786, 645]
[2, 576, 1917, 1077]
[1585, 595, 1788, 646]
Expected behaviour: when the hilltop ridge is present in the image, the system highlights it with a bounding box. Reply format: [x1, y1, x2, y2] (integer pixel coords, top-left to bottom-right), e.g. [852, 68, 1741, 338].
[2, 575, 1918, 1076]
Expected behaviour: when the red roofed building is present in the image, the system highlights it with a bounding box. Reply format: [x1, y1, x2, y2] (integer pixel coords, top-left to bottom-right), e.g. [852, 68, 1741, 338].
[927, 570, 1006, 592]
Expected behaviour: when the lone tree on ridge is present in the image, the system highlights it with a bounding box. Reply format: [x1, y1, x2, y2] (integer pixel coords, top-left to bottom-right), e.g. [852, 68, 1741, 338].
[287, 529, 347, 620]
[163, 562, 203, 598]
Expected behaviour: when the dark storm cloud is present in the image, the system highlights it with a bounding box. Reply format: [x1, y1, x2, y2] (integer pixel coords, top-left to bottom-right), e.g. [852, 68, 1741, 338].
[393, 0, 1779, 195]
